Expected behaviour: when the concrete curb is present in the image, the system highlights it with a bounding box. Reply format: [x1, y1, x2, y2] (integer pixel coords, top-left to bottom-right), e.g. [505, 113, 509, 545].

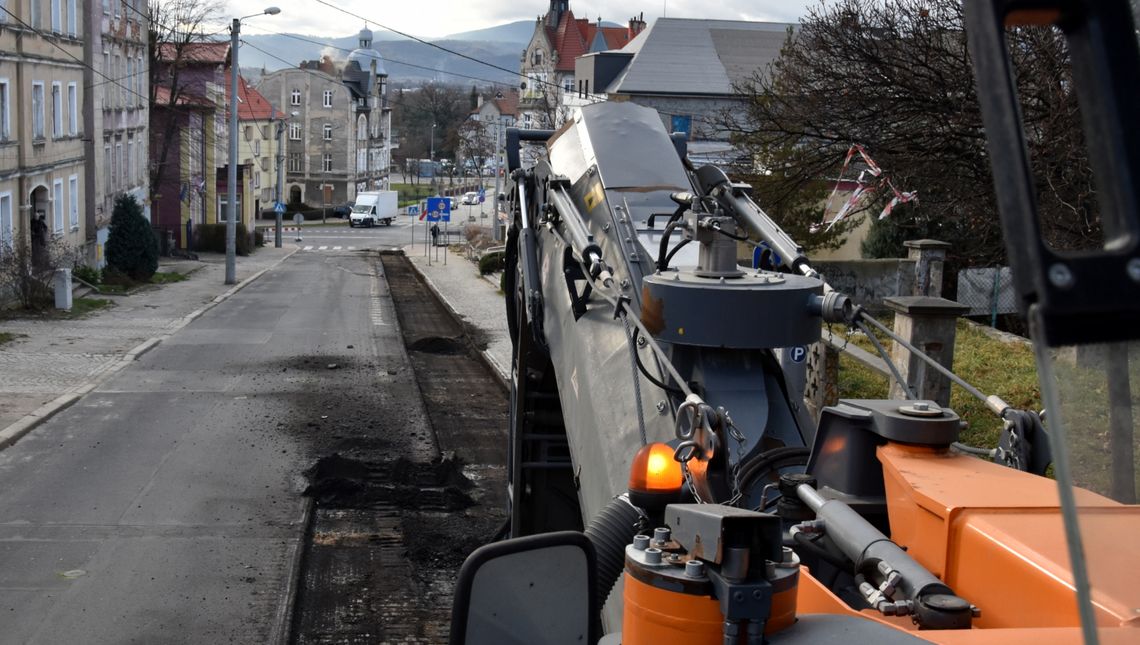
[0, 247, 300, 452]
[271, 495, 315, 645]
[0, 393, 81, 449]
[404, 256, 511, 392]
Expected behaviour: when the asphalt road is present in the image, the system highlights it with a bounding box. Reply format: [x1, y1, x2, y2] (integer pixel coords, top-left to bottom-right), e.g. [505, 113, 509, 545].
[0, 247, 403, 643]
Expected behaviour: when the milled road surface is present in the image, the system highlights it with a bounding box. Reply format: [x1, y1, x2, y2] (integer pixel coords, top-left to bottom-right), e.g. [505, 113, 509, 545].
[0, 230, 507, 642]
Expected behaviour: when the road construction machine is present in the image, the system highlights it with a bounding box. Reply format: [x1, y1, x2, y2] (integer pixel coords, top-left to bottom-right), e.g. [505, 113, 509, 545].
[449, 1, 1140, 643]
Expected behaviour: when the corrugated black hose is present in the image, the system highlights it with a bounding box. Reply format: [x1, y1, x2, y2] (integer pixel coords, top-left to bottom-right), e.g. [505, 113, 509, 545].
[584, 495, 644, 606]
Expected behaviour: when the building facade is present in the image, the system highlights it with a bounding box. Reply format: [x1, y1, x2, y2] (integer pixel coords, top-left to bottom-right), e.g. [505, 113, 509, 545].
[255, 67, 354, 209]
[85, 0, 149, 266]
[230, 73, 284, 215]
[0, 0, 87, 262]
[518, 1, 644, 129]
[341, 28, 392, 193]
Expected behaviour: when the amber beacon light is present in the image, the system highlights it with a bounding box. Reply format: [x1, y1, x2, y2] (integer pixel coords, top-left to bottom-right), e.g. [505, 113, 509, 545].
[628, 442, 684, 509]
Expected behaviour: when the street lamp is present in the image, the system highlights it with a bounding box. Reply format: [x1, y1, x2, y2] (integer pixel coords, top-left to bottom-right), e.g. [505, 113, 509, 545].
[226, 5, 281, 285]
[429, 122, 437, 192]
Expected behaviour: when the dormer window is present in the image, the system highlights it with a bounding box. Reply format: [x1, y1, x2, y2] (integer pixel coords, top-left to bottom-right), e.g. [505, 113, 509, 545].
[532, 49, 543, 65]
[290, 89, 301, 105]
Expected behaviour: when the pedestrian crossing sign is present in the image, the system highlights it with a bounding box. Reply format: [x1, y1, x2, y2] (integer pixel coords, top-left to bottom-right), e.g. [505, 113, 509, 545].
[274, 201, 287, 214]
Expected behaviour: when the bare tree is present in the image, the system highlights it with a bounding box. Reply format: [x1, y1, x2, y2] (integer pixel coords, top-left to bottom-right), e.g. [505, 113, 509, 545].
[0, 237, 80, 310]
[147, 0, 223, 212]
[729, 0, 1094, 267]
[457, 118, 496, 187]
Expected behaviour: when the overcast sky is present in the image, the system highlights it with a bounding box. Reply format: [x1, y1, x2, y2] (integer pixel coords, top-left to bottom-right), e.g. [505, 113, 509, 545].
[226, 0, 814, 40]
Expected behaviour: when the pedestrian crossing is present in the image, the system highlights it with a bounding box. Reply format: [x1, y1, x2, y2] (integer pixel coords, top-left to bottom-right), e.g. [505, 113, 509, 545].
[298, 245, 359, 252]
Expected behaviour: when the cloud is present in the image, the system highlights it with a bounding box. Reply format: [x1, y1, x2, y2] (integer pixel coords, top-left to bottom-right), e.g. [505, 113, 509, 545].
[222, 0, 812, 40]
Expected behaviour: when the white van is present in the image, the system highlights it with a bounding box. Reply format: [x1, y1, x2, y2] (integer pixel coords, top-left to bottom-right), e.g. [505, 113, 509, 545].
[349, 191, 398, 227]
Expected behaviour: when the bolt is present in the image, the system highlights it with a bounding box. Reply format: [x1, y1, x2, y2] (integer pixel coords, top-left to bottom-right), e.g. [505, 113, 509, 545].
[620, 278, 631, 290]
[637, 335, 648, 348]
[632, 534, 650, 550]
[753, 589, 763, 600]
[1128, 258, 1140, 283]
[1048, 263, 1074, 289]
[644, 547, 662, 564]
[656, 401, 667, 414]
[733, 591, 744, 602]
[684, 560, 705, 578]
[602, 223, 610, 231]
[653, 527, 671, 544]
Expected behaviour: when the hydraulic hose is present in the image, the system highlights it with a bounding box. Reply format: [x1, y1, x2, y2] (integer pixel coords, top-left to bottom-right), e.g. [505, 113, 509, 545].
[583, 495, 643, 605]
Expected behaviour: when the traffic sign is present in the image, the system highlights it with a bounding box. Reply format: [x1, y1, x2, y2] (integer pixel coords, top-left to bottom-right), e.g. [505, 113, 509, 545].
[407, 204, 420, 217]
[274, 201, 287, 214]
[477, 187, 486, 203]
[789, 346, 807, 363]
[426, 196, 450, 222]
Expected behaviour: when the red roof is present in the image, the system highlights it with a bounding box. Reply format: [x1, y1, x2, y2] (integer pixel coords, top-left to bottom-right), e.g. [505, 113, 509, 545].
[226, 72, 285, 121]
[493, 90, 519, 118]
[157, 41, 230, 65]
[547, 11, 639, 72]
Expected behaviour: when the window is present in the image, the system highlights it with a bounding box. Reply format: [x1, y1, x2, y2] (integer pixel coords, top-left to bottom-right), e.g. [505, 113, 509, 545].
[31, 0, 41, 28]
[114, 55, 121, 107]
[252, 171, 260, 189]
[322, 154, 332, 172]
[51, 82, 62, 138]
[323, 123, 333, 140]
[217, 194, 241, 221]
[0, 80, 8, 141]
[103, 143, 111, 194]
[51, 0, 61, 32]
[323, 90, 333, 108]
[290, 89, 301, 105]
[356, 115, 366, 141]
[0, 192, 12, 251]
[102, 0, 109, 14]
[127, 138, 133, 187]
[53, 179, 63, 233]
[67, 82, 77, 135]
[67, 0, 76, 36]
[31, 82, 44, 140]
[289, 123, 301, 140]
[68, 175, 78, 230]
[288, 153, 301, 172]
[253, 138, 260, 155]
[114, 0, 119, 17]
[115, 142, 122, 190]
[563, 77, 573, 93]
[126, 57, 133, 106]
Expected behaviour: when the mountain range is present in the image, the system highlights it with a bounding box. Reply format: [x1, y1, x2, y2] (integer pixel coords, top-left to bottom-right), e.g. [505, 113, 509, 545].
[240, 20, 538, 85]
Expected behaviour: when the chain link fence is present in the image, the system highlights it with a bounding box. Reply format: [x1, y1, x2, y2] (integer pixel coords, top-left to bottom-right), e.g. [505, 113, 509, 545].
[956, 266, 1017, 326]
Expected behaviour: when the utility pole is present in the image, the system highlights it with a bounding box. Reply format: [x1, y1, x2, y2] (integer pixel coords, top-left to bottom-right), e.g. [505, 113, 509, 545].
[225, 7, 280, 284]
[274, 112, 286, 248]
[493, 115, 503, 242]
[225, 17, 240, 284]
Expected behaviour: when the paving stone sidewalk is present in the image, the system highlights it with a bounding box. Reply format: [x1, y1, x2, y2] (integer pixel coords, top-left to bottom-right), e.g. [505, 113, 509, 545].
[402, 244, 511, 383]
[0, 247, 294, 433]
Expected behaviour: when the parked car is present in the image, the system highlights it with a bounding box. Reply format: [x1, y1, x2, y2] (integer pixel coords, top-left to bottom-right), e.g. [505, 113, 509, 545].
[462, 191, 480, 205]
[331, 202, 352, 218]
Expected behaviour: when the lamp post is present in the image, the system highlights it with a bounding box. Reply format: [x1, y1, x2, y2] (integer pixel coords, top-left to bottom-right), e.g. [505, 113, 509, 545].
[226, 6, 281, 285]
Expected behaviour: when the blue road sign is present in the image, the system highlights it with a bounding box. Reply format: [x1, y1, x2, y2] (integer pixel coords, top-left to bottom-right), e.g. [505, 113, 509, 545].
[478, 187, 486, 203]
[426, 196, 451, 222]
[407, 204, 420, 217]
[789, 346, 808, 363]
[274, 201, 287, 214]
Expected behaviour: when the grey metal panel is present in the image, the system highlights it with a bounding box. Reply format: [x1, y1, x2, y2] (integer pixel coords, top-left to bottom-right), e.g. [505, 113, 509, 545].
[767, 614, 933, 644]
[550, 102, 691, 191]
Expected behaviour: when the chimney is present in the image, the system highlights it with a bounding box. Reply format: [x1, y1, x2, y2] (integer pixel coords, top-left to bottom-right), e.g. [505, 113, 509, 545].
[477, 94, 484, 108]
[629, 12, 646, 36]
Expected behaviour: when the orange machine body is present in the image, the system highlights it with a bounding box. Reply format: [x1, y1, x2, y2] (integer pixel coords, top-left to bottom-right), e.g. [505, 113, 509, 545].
[794, 442, 1140, 643]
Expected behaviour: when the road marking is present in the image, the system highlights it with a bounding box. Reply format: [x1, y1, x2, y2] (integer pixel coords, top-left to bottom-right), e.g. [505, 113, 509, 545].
[318, 246, 328, 250]
[333, 246, 342, 250]
[370, 274, 388, 327]
[304, 245, 313, 250]
[348, 246, 356, 250]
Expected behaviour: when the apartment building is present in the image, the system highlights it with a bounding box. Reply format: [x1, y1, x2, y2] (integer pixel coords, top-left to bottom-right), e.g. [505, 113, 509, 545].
[0, 0, 87, 259]
[85, 0, 149, 266]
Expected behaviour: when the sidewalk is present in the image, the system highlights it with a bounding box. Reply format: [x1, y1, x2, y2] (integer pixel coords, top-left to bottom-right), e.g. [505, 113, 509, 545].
[0, 246, 295, 445]
[402, 244, 511, 384]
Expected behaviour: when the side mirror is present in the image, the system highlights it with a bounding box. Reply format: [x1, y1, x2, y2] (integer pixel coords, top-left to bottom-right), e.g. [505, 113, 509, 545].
[449, 531, 598, 645]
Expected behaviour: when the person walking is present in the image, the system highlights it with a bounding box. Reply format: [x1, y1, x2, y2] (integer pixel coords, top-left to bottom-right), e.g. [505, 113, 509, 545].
[430, 223, 440, 246]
